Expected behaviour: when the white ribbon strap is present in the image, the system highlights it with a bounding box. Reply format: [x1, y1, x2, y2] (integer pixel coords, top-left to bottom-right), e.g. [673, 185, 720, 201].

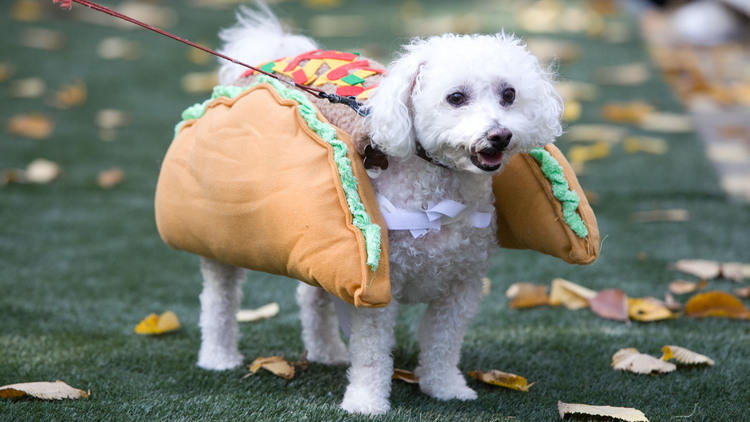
[377, 194, 492, 238]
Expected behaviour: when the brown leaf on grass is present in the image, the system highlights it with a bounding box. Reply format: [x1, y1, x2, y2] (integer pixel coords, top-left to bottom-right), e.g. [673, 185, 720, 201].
[236, 302, 279, 322]
[134, 311, 181, 335]
[248, 356, 295, 380]
[26, 159, 62, 184]
[468, 369, 533, 392]
[668, 280, 706, 295]
[7, 114, 54, 139]
[392, 368, 419, 384]
[660, 345, 714, 366]
[673, 259, 721, 280]
[548, 278, 596, 310]
[20, 27, 65, 51]
[1, 168, 27, 186]
[97, 168, 124, 189]
[734, 286, 750, 298]
[623, 136, 668, 155]
[595, 63, 650, 85]
[590, 289, 629, 322]
[9, 77, 46, 98]
[601, 101, 654, 124]
[627, 297, 675, 322]
[684, 291, 750, 319]
[0, 63, 15, 83]
[611, 348, 676, 374]
[568, 142, 610, 164]
[557, 400, 649, 421]
[0, 381, 89, 400]
[506, 282, 549, 309]
[52, 81, 87, 109]
[630, 209, 688, 223]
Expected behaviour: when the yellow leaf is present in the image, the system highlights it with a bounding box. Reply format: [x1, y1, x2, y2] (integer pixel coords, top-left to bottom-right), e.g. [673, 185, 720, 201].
[548, 278, 596, 310]
[660, 345, 714, 366]
[11, 0, 43, 22]
[684, 291, 750, 319]
[564, 123, 625, 143]
[568, 142, 610, 164]
[0, 381, 89, 400]
[236, 302, 279, 322]
[392, 368, 419, 384]
[0, 62, 15, 83]
[563, 100, 582, 122]
[623, 136, 668, 155]
[558, 401, 649, 422]
[6, 113, 54, 139]
[506, 282, 549, 309]
[601, 101, 654, 124]
[248, 356, 295, 380]
[611, 348, 675, 374]
[53, 81, 87, 109]
[627, 297, 675, 322]
[467, 369, 533, 392]
[134, 311, 181, 335]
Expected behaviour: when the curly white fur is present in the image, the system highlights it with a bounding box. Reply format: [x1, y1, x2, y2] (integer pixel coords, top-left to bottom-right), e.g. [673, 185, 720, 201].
[197, 5, 563, 415]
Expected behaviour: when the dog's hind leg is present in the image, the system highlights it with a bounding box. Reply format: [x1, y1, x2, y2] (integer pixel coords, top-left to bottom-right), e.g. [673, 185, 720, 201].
[415, 279, 483, 401]
[197, 257, 245, 370]
[296, 283, 349, 365]
[340, 301, 399, 415]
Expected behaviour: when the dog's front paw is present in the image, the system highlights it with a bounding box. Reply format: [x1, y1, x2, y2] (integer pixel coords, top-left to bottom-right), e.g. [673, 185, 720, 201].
[340, 384, 390, 415]
[416, 368, 477, 401]
[197, 349, 244, 371]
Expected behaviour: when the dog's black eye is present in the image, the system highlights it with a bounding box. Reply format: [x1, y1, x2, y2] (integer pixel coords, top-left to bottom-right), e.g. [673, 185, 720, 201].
[446, 92, 467, 107]
[501, 87, 515, 106]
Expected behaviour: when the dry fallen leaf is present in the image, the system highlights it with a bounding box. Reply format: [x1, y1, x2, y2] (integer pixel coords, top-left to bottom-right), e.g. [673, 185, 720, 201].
[630, 209, 689, 223]
[481, 277, 491, 296]
[611, 348, 676, 374]
[590, 289, 629, 322]
[11, 0, 44, 22]
[52, 81, 87, 109]
[554, 81, 598, 102]
[9, 77, 46, 98]
[6, 114, 54, 139]
[601, 101, 654, 124]
[77, 2, 177, 29]
[563, 100, 582, 122]
[0, 63, 15, 83]
[392, 368, 419, 384]
[506, 282, 549, 309]
[0, 381, 89, 400]
[664, 292, 682, 311]
[97, 168, 124, 189]
[310, 14, 369, 37]
[623, 136, 668, 155]
[548, 278, 596, 310]
[236, 302, 280, 322]
[568, 142, 610, 165]
[181, 71, 218, 94]
[96, 109, 130, 129]
[735, 286, 750, 298]
[134, 310, 181, 335]
[248, 356, 295, 380]
[187, 43, 213, 65]
[97, 37, 142, 60]
[684, 291, 750, 319]
[673, 259, 721, 280]
[468, 369, 533, 392]
[0, 168, 27, 186]
[596, 63, 650, 85]
[526, 38, 580, 64]
[20, 27, 65, 51]
[26, 158, 62, 184]
[564, 124, 625, 144]
[627, 297, 675, 322]
[668, 280, 706, 295]
[558, 400, 649, 422]
[638, 112, 693, 133]
[661, 345, 714, 366]
[721, 262, 750, 282]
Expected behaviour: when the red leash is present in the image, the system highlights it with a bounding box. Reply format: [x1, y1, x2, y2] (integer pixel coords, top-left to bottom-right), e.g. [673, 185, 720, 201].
[52, 0, 369, 115]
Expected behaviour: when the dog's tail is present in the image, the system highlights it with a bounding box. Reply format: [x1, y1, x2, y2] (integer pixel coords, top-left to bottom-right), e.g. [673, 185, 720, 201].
[217, 3, 318, 85]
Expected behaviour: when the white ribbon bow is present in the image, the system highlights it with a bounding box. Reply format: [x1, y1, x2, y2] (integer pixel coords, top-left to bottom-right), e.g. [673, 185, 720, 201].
[376, 194, 492, 238]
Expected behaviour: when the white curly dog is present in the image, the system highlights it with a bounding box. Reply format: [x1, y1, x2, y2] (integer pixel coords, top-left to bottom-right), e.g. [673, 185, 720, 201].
[196, 6, 562, 415]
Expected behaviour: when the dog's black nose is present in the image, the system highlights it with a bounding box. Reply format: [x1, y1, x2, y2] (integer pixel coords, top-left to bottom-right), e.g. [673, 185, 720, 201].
[487, 127, 512, 150]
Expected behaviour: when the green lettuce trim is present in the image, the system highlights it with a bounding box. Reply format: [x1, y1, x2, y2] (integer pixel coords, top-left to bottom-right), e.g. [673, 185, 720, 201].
[173, 75, 382, 271]
[529, 147, 588, 238]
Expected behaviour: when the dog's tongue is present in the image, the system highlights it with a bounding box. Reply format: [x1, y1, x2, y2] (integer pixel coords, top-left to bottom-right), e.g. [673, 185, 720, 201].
[478, 148, 503, 167]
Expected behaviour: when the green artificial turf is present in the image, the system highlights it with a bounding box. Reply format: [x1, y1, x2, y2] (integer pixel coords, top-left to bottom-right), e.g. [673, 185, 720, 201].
[2, 1, 749, 421]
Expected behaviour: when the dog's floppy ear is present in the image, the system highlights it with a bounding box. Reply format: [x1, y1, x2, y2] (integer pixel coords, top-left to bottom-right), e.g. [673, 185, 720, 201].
[364, 42, 427, 158]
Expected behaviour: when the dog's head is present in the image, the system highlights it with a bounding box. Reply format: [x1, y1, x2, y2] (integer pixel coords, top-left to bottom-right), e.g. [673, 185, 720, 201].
[365, 33, 563, 174]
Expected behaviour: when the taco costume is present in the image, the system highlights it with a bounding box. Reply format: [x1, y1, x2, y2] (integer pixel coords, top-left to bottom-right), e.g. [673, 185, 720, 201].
[154, 51, 599, 308]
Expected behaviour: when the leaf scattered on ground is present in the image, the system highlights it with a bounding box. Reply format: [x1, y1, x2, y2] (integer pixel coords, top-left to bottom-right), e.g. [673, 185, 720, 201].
[97, 37, 142, 60]
[468, 369, 533, 392]
[627, 297, 674, 322]
[590, 289, 629, 322]
[236, 302, 279, 322]
[181, 72, 218, 94]
[595, 63, 650, 85]
[668, 280, 706, 295]
[735, 286, 750, 298]
[664, 292, 683, 311]
[6, 113, 54, 139]
[639, 112, 692, 133]
[248, 356, 295, 380]
[134, 311, 181, 335]
[548, 278, 596, 310]
[673, 259, 721, 280]
[506, 282, 549, 309]
[568, 142, 611, 165]
[611, 348, 675, 374]
[557, 400, 649, 421]
[554, 81, 598, 102]
[661, 345, 714, 366]
[52, 81, 87, 109]
[20, 27, 65, 51]
[601, 101, 654, 124]
[97, 168, 124, 189]
[11, 0, 43, 22]
[26, 158, 62, 184]
[623, 136, 668, 155]
[481, 277, 491, 296]
[9, 77, 46, 98]
[0, 381, 89, 400]
[684, 291, 750, 319]
[630, 209, 688, 223]
[392, 368, 419, 384]
[564, 124, 625, 143]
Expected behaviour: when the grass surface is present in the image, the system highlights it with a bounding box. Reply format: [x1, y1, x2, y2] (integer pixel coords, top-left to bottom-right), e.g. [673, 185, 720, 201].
[2, 1, 750, 421]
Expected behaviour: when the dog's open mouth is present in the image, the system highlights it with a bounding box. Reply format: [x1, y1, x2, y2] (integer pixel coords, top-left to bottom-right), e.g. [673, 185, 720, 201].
[470, 147, 504, 172]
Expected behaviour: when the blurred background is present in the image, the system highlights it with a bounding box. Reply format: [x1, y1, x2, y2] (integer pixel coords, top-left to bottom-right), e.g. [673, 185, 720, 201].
[1, 0, 749, 420]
